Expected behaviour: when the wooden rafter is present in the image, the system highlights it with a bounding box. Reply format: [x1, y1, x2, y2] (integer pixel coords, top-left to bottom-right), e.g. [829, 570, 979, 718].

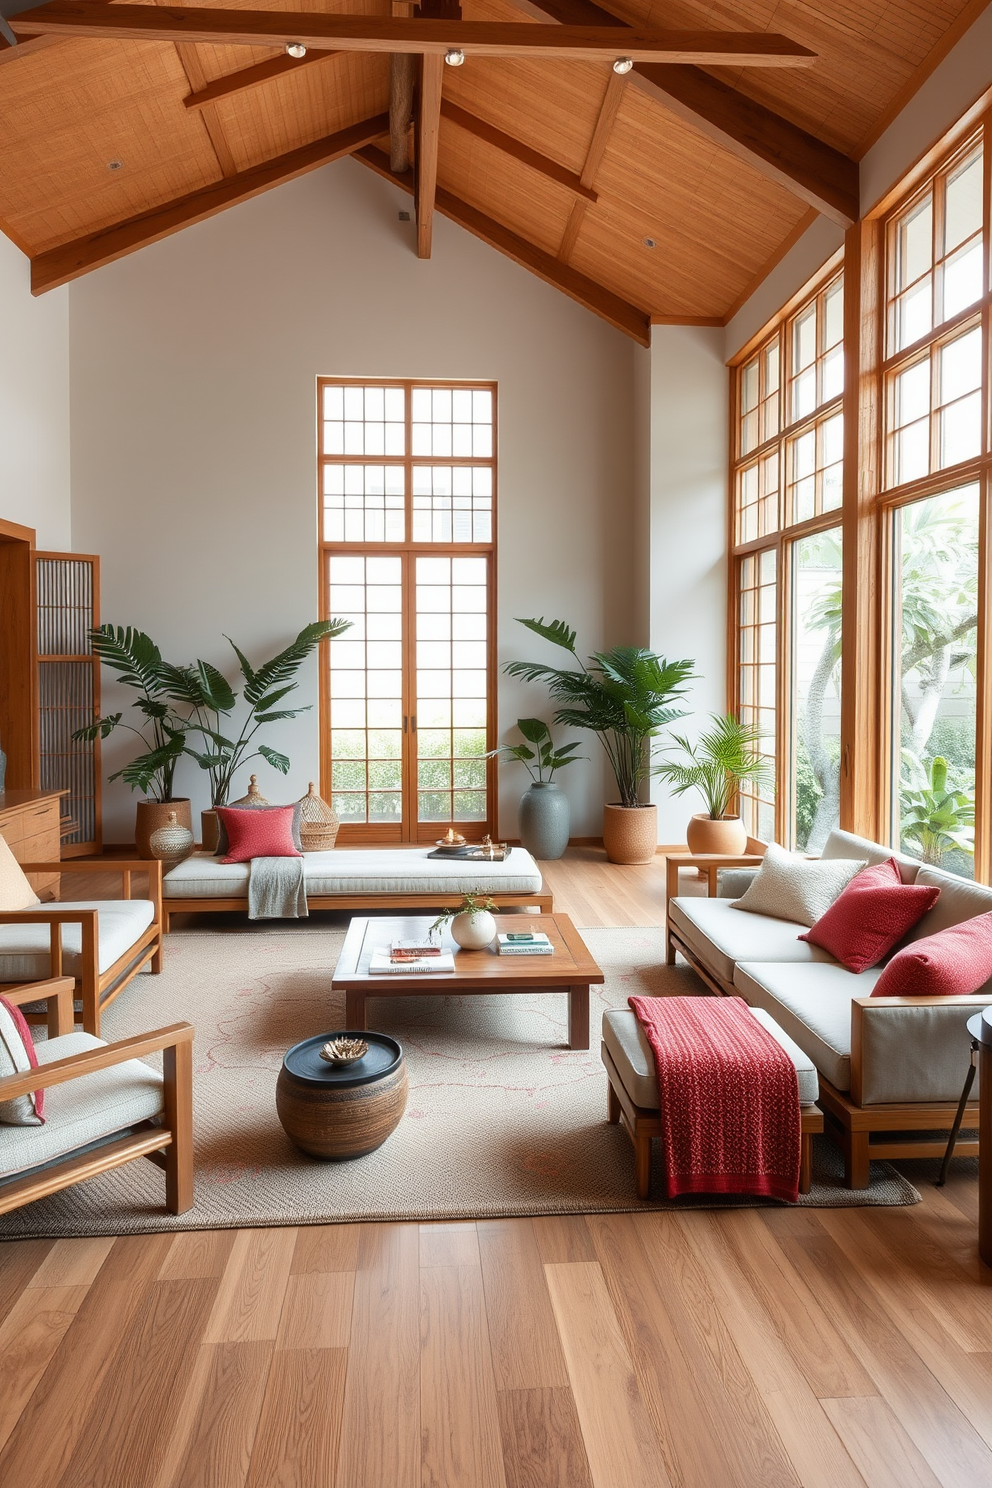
[0, 32, 62, 65]
[184, 49, 335, 110]
[557, 68, 623, 263]
[11, 7, 818, 67]
[30, 113, 389, 293]
[512, 0, 859, 227]
[442, 100, 596, 202]
[416, 53, 443, 258]
[355, 144, 650, 345]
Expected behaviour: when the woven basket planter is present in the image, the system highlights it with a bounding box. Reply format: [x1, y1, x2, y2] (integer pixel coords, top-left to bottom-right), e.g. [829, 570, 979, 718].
[298, 782, 340, 851]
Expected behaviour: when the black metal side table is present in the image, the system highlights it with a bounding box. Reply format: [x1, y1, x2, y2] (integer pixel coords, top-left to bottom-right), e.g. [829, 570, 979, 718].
[936, 1012, 983, 1186]
[941, 1008, 992, 1265]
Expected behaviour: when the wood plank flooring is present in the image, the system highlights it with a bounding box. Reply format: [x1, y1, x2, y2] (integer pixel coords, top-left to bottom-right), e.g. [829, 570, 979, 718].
[3, 849, 989, 1487]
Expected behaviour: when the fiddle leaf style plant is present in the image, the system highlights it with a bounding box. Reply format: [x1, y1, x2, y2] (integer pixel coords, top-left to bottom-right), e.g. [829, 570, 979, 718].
[490, 718, 584, 782]
[504, 619, 695, 808]
[72, 626, 192, 802]
[175, 620, 351, 806]
[653, 714, 774, 821]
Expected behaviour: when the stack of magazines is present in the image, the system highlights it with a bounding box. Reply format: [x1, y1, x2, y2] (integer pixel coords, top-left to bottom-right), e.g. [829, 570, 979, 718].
[368, 940, 455, 974]
[496, 931, 553, 956]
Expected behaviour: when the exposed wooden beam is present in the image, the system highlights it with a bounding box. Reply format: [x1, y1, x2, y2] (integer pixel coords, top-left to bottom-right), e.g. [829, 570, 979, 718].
[441, 100, 596, 202]
[416, 53, 443, 258]
[557, 68, 624, 262]
[30, 113, 389, 294]
[511, 0, 859, 227]
[183, 49, 335, 110]
[355, 144, 650, 345]
[389, 53, 416, 172]
[172, 40, 238, 175]
[0, 29, 62, 64]
[11, 7, 818, 66]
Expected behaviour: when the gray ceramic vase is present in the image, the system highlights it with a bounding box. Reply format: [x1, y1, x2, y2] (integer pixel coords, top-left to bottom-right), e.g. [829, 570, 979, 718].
[518, 781, 570, 860]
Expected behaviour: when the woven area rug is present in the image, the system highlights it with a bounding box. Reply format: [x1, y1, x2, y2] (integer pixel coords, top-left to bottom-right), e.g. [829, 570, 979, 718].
[0, 925, 919, 1238]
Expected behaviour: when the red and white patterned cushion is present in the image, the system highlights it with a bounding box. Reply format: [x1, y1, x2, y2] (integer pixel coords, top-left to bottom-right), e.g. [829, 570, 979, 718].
[0, 996, 45, 1126]
[217, 805, 302, 863]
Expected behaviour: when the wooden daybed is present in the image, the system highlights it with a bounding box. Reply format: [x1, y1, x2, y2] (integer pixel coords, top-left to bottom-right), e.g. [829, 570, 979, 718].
[160, 845, 551, 929]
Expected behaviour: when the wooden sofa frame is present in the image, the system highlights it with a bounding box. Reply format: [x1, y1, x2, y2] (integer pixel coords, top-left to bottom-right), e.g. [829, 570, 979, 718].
[0, 859, 163, 1037]
[665, 851, 981, 1187]
[162, 885, 553, 931]
[0, 977, 193, 1216]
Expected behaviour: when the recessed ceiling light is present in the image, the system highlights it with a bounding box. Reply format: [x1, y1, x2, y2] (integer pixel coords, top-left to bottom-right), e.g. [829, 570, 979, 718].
[285, 43, 307, 58]
[643, 237, 656, 249]
[106, 159, 124, 172]
[445, 48, 465, 66]
[613, 57, 633, 74]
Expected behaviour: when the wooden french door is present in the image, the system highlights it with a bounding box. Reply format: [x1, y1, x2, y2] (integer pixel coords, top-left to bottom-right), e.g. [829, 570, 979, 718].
[318, 379, 497, 843]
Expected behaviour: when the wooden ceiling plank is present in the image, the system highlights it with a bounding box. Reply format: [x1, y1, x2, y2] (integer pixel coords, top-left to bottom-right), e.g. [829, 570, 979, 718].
[355, 142, 650, 345]
[509, 0, 859, 227]
[184, 50, 336, 111]
[441, 100, 596, 201]
[10, 8, 818, 66]
[0, 33, 64, 67]
[173, 42, 238, 176]
[30, 112, 389, 294]
[416, 53, 443, 258]
[557, 68, 624, 263]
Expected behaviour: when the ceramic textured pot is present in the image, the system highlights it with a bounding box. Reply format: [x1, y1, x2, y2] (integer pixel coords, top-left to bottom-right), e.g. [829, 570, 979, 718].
[685, 812, 748, 856]
[602, 802, 657, 865]
[450, 909, 497, 949]
[148, 811, 195, 866]
[135, 798, 192, 860]
[518, 781, 570, 860]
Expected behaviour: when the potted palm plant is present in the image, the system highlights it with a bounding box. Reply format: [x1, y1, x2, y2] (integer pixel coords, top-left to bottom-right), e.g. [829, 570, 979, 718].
[505, 619, 695, 864]
[490, 717, 583, 860]
[73, 626, 195, 858]
[653, 713, 773, 854]
[173, 620, 349, 849]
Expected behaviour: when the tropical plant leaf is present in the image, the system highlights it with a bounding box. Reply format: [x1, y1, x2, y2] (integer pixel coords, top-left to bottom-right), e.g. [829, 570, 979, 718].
[254, 709, 308, 724]
[240, 621, 343, 707]
[258, 745, 291, 774]
[514, 618, 578, 654]
[71, 712, 122, 743]
[132, 698, 170, 719]
[253, 684, 297, 713]
[89, 625, 165, 693]
[516, 717, 551, 745]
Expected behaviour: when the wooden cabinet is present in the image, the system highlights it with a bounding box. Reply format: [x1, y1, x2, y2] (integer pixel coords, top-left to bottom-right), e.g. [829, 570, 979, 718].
[0, 789, 65, 898]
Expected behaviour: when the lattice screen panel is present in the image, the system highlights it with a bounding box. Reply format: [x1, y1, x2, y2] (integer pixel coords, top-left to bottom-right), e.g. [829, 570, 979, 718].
[36, 553, 100, 853]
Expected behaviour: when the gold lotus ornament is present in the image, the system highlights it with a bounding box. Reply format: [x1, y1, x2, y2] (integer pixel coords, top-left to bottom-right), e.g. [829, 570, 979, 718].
[319, 1037, 369, 1066]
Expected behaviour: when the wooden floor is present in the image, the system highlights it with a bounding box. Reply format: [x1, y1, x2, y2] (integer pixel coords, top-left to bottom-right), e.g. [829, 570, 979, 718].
[2, 850, 990, 1488]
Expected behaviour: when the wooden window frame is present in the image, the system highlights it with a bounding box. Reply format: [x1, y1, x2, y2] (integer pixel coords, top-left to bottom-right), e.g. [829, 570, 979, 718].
[316, 377, 499, 845]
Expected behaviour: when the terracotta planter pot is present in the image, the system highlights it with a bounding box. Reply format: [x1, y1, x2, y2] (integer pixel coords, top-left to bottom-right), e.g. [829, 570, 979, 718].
[602, 803, 657, 864]
[685, 812, 748, 856]
[135, 798, 192, 860]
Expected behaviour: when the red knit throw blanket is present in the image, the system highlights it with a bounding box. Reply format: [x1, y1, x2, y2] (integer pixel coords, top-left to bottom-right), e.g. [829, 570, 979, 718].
[628, 995, 801, 1203]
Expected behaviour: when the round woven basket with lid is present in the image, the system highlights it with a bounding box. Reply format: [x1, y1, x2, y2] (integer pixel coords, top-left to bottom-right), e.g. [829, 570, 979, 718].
[298, 782, 340, 851]
[231, 774, 269, 807]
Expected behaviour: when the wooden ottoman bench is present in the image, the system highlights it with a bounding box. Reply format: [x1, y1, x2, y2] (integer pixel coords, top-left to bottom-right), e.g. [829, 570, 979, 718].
[602, 1004, 824, 1199]
[162, 846, 550, 928]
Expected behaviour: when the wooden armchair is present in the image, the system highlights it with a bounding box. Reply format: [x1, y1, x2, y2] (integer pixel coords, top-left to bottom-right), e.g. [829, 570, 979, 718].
[0, 977, 193, 1217]
[0, 858, 163, 1035]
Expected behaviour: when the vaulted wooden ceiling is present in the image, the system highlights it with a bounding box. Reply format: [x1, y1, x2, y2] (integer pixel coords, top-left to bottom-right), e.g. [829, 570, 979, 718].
[0, 0, 986, 343]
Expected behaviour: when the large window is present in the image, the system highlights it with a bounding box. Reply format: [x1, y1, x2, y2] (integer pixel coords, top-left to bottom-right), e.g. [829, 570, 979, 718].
[731, 270, 844, 849]
[318, 380, 497, 842]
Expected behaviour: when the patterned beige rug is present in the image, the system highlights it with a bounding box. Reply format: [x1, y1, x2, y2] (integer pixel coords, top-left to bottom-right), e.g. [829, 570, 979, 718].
[0, 925, 919, 1237]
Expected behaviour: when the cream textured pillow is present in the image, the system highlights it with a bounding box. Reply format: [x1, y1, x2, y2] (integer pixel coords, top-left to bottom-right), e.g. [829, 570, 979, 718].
[731, 842, 866, 927]
[0, 833, 39, 912]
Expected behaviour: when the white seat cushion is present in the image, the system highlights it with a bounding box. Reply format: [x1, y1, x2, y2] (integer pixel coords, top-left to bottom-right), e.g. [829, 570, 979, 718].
[669, 896, 835, 985]
[0, 1031, 164, 1178]
[602, 1004, 819, 1110]
[0, 900, 156, 982]
[164, 848, 544, 898]
[732, 961, 882, 1093]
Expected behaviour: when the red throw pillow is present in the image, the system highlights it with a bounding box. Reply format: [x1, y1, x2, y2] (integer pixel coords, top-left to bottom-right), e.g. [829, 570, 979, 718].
[217, 805, 302, 863]
[872, 911, 992, 997]
[798, 858, 939, 973]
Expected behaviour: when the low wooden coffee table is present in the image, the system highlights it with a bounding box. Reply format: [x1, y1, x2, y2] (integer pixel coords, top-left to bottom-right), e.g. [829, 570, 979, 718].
[332, 914, 604, 1050]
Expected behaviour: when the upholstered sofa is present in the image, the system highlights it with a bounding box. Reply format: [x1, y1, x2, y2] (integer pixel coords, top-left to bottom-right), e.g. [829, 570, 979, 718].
[665, 829, 990, 1187]
[161, 846, 550, 928]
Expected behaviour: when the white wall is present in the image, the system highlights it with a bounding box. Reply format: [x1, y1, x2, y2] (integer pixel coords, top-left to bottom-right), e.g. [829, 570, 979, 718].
[68, 158, 640, 841]
[645, 327, 728, 843]
[0, 234, 71, 548]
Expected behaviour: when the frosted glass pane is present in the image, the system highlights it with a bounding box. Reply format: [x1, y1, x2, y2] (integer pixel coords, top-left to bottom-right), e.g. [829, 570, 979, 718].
[944, 153, 982, 252]
[895, 360, 930, 426]
[896, 421, 930, 483]
[793, 307, 816, 372]
[368, 760, 402, 790]
[942, 240, 982, 321]
[822, 345, 844, 402]
[824, 280, 843, 348]
[940, 391, 982, 467]
[368, 729, 402, 758]
[940, 328, 981, 402]
[792, 430, 815, 478]
[896, 278, 932, 350]
[792, 367, 815, 421]
[417, 641, 452, 668]
[897, 196, 933, 291]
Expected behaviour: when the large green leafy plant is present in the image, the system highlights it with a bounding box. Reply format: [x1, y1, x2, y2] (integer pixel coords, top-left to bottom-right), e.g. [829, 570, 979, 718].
[505, 620, 694, 808]
[73, 626, 194, 801]
[172, 620, 350, 806]
[653, 714, 774, 820]
[899, 753, 975, 867]
[490, 718, 583, 783]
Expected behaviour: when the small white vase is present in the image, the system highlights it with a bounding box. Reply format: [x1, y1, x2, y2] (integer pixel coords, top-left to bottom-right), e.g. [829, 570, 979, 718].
[450, 910, 497, 950]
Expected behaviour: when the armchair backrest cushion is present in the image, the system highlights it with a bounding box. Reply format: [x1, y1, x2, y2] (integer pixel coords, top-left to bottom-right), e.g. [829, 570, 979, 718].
[904, 867, 992, 943]
[820, 829, 920, 882]
[0, 996, 44, 1125]
[0, 834, 40, 912]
